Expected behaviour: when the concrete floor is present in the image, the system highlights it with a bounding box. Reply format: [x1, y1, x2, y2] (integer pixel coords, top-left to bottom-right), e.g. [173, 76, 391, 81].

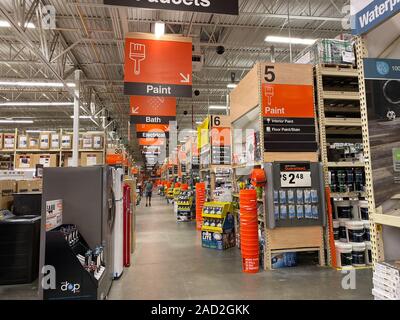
[109, 195, 373, 300]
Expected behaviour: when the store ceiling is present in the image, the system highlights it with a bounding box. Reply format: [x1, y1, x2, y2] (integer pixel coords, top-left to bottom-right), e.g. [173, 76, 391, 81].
[0, 0, 348, 160]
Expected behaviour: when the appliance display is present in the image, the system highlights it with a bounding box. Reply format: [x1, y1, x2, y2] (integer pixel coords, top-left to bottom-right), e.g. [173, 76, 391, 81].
[123, 184, 132, 267]
[41, 166, 115, 300]
[112, 167, 124, 279]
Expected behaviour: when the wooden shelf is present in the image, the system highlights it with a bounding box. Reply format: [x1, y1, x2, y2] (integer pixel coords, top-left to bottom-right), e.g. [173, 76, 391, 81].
[323, 91, 360, 100]
[327, 161, 365, 167]
[374, 213, 400, 228]
[330, 191, 366, 198]
[319, 66, 358, 78]
[325, 117, 362, 126]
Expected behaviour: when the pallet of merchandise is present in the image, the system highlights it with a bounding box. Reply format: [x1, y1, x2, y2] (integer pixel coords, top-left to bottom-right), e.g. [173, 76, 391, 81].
[372, 262, 400, 300]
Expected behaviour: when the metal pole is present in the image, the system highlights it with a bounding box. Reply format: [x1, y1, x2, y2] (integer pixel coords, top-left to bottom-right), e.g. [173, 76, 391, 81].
[287, 0, 293, 63]
[72, 69, 82, 167]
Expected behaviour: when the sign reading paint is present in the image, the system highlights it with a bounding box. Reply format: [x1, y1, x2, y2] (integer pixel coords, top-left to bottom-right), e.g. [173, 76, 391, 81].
[124, 33, 192, 97]
[104, 0, 239, 15]
[261, 63, 317, 152]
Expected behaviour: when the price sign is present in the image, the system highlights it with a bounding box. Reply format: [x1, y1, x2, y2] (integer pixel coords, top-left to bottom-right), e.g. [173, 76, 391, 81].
[280, 163, 311, 188]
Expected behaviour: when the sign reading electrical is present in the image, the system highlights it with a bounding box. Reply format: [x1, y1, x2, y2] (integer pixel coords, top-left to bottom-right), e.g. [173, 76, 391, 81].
[124, 33, 193, 98]
[104, 0, 239, 15]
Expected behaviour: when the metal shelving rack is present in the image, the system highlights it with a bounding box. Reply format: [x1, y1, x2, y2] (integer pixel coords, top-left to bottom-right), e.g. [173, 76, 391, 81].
[355, 37, 385, 264]
[315, 62, 371, 267]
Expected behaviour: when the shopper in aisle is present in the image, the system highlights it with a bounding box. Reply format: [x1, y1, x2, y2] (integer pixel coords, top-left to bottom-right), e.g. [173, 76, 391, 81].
[145, 180, 154, 207]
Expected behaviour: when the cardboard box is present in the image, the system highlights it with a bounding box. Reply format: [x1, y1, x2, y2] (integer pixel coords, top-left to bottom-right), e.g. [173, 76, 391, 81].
[29, 137, 39, 149]
[16, 154, 34, 169]
[51, 134, 60, 149]
[17, 179, 43, 193]
[35, 154, 57, 168]
[3, 133, 15, 149]
[0, 133, 3, 149]
[61, 135, 72, 149]
[0, 180, 17, 209]
[81, 152, 103, 167]
[40, 133, 50, 149]
[82, 135, 93, 149]
[18, 135, 29, 149]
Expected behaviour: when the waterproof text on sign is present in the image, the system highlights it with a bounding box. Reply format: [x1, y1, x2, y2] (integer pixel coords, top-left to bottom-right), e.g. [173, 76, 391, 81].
[104, 0, 239, 15]
[124, 33, 192, 97]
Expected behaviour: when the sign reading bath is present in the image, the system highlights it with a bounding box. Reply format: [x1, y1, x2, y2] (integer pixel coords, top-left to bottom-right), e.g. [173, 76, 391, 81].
[104, 0, 239, 15]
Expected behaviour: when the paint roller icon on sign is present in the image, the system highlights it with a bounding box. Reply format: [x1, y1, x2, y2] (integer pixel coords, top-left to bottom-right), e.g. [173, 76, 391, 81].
[130, 43, 146, 75]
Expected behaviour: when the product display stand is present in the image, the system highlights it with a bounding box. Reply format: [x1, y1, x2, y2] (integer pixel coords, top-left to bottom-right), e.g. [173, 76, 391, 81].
[230, 62, 326, 270]
[315, 63, 371, 269]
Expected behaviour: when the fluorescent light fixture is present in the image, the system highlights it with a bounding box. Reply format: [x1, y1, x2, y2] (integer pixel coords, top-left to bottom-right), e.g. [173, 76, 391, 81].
[26, 130, 56, 133]
[0, 119, 34, 124]
[196, 121, 203, 125]
[69, 116, 100, 119]
[0, 20, 35, 29]
[0, 102, 74, 107]
[265, 36, 316, 45]
[209, 105, 227, 110]
[154, 21, 165, 38]
[227, 83, 237, 89]
[0, 81, 75, 88]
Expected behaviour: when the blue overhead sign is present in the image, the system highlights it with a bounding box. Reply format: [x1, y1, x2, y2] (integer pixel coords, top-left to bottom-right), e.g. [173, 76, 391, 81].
[353, 0, 400, 35]
[363, 58, 400, 79]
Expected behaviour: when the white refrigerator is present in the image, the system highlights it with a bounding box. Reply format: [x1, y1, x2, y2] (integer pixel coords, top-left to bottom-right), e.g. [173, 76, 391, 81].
[112, 167, 124, 279]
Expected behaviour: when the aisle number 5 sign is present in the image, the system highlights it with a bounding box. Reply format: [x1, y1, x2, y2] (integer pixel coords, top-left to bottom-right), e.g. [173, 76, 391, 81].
[124, 32, 193, 98]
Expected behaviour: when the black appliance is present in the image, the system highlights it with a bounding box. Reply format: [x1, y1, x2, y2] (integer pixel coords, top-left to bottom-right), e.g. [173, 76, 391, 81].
[13, 192, 42, 216]
[0, 215, 41, 285]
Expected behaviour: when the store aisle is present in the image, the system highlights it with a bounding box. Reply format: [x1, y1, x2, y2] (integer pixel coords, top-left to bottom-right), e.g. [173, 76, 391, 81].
[109, 196, 373, 300]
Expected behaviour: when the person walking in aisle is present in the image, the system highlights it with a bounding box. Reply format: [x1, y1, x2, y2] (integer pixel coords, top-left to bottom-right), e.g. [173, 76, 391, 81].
[145, 180, 154, 207]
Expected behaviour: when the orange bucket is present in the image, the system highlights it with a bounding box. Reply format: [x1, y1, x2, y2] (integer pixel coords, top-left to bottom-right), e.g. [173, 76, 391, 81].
[242, 257, 259, 273]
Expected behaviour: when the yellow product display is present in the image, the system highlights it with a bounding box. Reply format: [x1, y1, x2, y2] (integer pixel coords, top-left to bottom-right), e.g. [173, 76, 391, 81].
[201, 202, 233, 232]
[166, 188, 174, 199]
[173, 188, 181, 200]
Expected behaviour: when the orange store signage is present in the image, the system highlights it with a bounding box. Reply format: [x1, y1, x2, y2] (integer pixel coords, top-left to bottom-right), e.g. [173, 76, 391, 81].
[130, 96, 176, 116]
[262, 84, 315, 118]
[124, 33, 192, 97]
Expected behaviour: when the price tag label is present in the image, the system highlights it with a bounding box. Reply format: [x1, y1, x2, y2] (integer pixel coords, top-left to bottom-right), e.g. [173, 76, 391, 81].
[280, 171, 311, 188]
[280, 163, 312, 188]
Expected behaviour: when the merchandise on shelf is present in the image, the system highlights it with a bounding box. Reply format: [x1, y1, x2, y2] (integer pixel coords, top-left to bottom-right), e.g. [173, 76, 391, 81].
[295, 39, 355, 65]
[372, 262, 400, 300]
[176, 190, 194, 222]
[201, 201, 235, 250]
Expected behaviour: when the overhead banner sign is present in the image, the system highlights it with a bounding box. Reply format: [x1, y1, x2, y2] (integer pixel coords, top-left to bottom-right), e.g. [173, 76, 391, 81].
[130, 96, 177, 116]
[261, 63, 317, 152]
[136, 124, 170, 132]
[124, 33, 192, 97]
[104, 0, 239, 15]
[352, 0, 400, 35]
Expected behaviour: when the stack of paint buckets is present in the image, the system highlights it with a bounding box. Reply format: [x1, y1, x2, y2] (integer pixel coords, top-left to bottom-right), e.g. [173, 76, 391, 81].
[240, 189, 259, 273]
[196, 183, 206, 230]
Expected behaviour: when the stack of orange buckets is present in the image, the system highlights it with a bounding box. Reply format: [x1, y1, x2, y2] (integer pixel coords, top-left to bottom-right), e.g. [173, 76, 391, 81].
[240, 189, 259, 273]
[196, 183, 206, 230]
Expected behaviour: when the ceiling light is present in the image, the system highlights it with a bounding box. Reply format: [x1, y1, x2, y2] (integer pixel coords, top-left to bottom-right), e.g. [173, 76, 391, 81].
[154, 21, 165, 38]
[265, 36, 316, 45]
[26, 130, 56, 133]
[0, 20, 35, 29]
[0, 119, 34, 124]
[227, 83, 237, 89]
[0, 81, 75, 88]
[209, 105, 227, 110]
[69, 116, 99, 119]
[0, 102, 74, 107]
